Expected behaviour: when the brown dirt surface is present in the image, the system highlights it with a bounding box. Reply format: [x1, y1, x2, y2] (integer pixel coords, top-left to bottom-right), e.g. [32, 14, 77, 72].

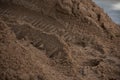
[0, 0, 120, 80]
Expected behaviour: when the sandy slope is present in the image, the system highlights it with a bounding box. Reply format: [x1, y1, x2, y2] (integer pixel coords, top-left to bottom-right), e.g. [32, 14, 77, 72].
[0, 0, 120, 80]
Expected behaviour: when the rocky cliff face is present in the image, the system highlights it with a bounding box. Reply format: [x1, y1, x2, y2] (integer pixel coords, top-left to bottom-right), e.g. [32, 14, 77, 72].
[0, 0, 120, 80]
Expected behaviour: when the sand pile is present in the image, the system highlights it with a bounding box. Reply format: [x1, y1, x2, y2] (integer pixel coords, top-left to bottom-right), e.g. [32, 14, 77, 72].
[0, 0, 120, 80]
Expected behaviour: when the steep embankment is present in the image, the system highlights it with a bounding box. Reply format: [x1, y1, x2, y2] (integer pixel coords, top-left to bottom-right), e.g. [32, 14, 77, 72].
[0, 0, 120, 80]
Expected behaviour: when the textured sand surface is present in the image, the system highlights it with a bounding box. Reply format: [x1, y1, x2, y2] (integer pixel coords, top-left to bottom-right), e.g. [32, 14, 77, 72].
[0, 0, 120, 80]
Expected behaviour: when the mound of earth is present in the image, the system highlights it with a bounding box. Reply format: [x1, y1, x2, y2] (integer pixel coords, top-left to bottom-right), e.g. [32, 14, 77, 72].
[0, 0, 120, 80]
